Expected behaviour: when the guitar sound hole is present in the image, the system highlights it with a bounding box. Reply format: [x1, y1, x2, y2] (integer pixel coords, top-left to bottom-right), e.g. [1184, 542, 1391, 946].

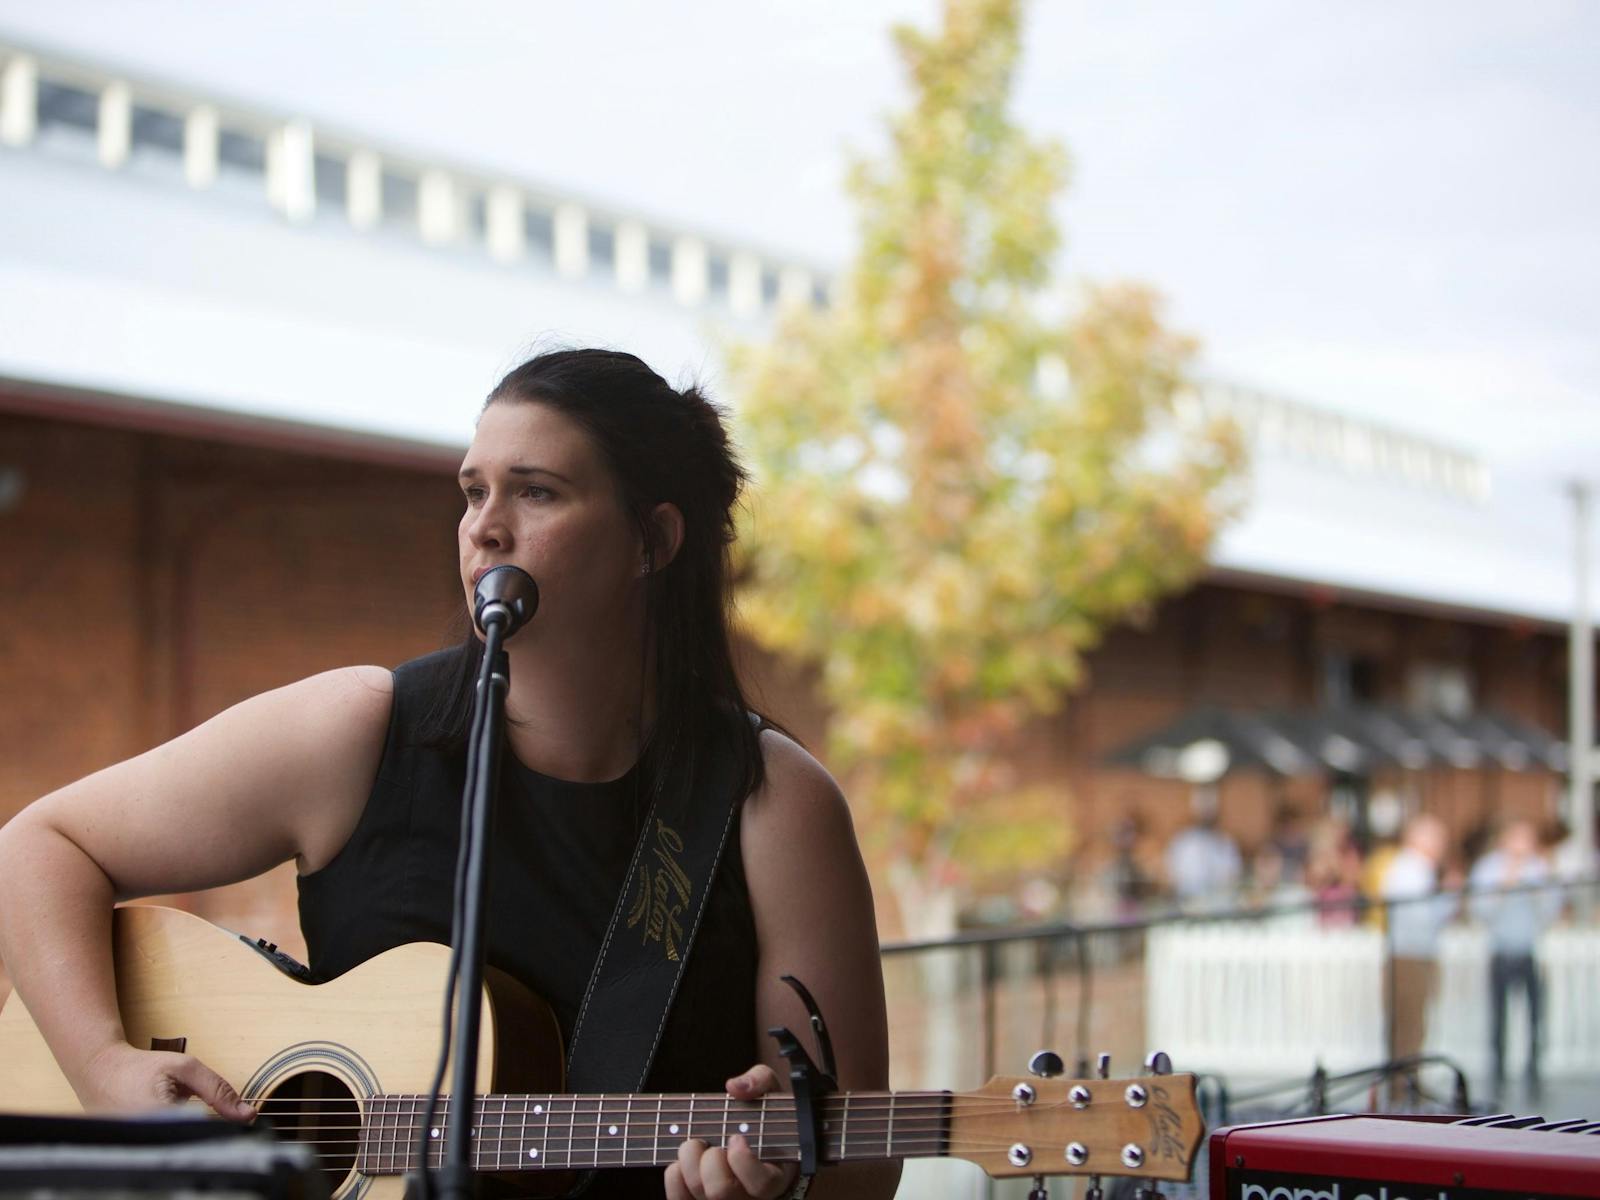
[259, 1069, 360, 1193]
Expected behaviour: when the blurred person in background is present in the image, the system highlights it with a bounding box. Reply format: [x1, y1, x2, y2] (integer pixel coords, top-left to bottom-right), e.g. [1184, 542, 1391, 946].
[1104, 810, 1158, 920]
[1470, 819, 1562, 1089]
[0, 350, 898, 1200]
[1543, 816, 1599, 921]
[1460, 816, 1496, 870]
[1380, 813, 1457, 1099]
[1266, 800, 1311, 883]
[1164, 792, 1242, 912]
[1307, 818, 1364, 928]
[1246, 841, 1310, 917]
[1359, 789, 1406, 931]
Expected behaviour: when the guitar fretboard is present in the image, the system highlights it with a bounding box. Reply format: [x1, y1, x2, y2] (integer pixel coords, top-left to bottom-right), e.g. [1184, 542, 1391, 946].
[353, 1091, 952, 1175]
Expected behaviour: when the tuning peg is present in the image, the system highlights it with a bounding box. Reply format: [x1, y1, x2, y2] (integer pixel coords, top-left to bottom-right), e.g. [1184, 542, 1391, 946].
[1144, 1050, 1173, 1076]
[1028, 1050, 1064, 1079]
[1095, 1052, 1110, 1080]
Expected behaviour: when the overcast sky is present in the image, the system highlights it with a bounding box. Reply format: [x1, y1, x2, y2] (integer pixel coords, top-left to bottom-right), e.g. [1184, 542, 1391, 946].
[2, 0, 1597, 480]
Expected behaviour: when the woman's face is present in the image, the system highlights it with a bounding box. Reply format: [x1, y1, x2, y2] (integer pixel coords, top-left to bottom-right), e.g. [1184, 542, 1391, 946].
[457, 400, 641, 644]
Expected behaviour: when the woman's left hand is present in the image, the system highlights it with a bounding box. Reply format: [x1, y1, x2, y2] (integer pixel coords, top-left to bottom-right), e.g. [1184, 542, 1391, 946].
[665, 1064, 799, 1200]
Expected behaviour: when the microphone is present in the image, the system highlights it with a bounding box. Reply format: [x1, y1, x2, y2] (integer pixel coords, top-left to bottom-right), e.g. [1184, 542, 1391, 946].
[473, 565, 539, 637]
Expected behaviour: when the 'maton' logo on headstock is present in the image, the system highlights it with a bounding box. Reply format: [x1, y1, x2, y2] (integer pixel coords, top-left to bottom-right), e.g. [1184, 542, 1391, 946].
[1146, 1084, 1192, 1168]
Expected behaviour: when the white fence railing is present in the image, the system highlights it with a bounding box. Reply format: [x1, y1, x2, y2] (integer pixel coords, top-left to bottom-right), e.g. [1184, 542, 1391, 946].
[1146, 920, 1600, 1079]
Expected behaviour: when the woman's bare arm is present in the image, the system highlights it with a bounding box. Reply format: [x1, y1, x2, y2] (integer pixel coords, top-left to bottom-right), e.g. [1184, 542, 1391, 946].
[677, 729, 900, 1200]
[0, 665, 392, 1112]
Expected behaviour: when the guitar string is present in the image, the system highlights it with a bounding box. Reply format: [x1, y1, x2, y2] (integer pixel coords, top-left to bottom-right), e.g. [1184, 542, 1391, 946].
[416, 1133, 1060, 1140]
[279, 1138, 1121, 1155]
[250, 1113, 1049, 1128]
[315, 1153, 1133, 1171]
[254, 1118, 983, 1136]
[282, 1146, 1134, 1179]
[272, 1141, 1050, 1159]
[355, 1094, 1104, 1106]
[258, 1127, 1108, 1151]
[252, 1094, 1075, 1107]
[252, 1105, 1074, 1125]
[260, 1118, 987, 1127]
[252, 1099, 977, 1110]
[286, 1117, 1136, 1164]
[251, 1109, 1076, 1136]
[255, 1109, 1097, 1134]
[253, 1097, 1048, 1106]
[249, 1100, 1062, 1120]
[251, 1108, 1048, 1127]
[284, 1149, 1105, 1164]
[299, 1134, 1157, 1170]
[252, 1127, 961, 1139]
[260, 1120, 990, 1140]
[261, 1114, 967, 1125]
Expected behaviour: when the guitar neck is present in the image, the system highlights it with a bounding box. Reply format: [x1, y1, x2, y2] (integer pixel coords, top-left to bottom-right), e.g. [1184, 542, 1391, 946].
[355, 1090, 951, 1175]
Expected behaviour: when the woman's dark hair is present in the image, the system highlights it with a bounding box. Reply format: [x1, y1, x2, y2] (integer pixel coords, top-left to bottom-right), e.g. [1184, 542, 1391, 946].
[419, 348, 767, 809]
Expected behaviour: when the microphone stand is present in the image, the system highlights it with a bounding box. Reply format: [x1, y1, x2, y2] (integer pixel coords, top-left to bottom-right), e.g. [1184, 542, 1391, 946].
[409, 566, 534, 1200]
[436, 621, 510, 1200]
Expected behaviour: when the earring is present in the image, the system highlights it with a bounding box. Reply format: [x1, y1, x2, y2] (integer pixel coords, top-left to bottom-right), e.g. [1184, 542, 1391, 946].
[640, 557, 652, 576]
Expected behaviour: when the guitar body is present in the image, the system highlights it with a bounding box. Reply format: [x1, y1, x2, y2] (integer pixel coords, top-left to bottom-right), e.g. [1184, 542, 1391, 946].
[0, 905, 567, 1199]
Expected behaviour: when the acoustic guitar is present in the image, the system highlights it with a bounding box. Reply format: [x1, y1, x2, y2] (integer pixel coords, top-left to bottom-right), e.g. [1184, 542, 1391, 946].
[0, 906, 1202, 1198]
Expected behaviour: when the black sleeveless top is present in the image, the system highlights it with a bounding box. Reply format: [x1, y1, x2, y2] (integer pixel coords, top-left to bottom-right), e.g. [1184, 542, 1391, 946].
[298, 651, 761, 1199]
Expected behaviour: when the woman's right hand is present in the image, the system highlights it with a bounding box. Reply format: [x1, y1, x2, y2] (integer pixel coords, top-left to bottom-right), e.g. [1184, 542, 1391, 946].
[78, 1042, 256, 1122]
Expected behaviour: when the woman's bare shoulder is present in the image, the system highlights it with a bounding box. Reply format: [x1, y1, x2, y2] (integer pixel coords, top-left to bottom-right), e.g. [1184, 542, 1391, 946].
[741, 726, 865, 886]
[225, 664, 395, 871]
[162, 664, 395, 783]
[273, 663, 394, 719]
[18, 664, 399, 896]
[744, 727, 852, 831]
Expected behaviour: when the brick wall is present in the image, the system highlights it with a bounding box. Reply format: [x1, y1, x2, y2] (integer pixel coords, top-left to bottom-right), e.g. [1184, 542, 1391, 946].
[0, 409, 466, 962]
[0, 406, 1579, 972]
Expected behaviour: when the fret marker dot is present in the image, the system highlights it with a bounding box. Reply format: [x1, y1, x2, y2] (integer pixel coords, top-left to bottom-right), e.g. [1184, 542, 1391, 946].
[739, 1123, 750, 1135]
[430, 1128, 440, 1139]
[669, 1124, 680, 1136]
[534, 1104, 544, 1115]
[608, 1125, 619, 1136]
[528, 1149, 539, 1160]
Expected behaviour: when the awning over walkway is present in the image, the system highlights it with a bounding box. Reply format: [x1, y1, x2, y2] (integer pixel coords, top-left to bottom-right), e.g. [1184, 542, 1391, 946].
[1104, 705, 1569, 781]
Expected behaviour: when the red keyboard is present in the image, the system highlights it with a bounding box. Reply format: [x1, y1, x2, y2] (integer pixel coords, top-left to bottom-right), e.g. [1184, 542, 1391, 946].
[1210, 1112, 1600, 1200]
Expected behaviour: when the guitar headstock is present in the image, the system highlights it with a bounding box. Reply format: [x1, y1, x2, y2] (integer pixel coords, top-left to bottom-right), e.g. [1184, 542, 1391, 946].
[946, 1051, 1203, 1182]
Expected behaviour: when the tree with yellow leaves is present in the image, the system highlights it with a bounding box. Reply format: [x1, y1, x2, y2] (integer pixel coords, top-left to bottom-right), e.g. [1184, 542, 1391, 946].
[728, 0, 1242, 931]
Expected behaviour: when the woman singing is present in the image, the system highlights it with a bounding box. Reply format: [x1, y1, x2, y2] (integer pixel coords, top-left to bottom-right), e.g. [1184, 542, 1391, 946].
[0, 349, 899, 1200]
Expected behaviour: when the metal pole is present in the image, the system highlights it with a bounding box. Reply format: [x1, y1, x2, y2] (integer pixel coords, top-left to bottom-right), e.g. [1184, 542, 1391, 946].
[1570, 481, 1595, 856]
[981, 940, 997, 1080]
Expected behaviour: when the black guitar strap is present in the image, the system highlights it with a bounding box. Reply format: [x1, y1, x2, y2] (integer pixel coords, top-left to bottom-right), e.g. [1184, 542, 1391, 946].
[563, 712, 753, 1096]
